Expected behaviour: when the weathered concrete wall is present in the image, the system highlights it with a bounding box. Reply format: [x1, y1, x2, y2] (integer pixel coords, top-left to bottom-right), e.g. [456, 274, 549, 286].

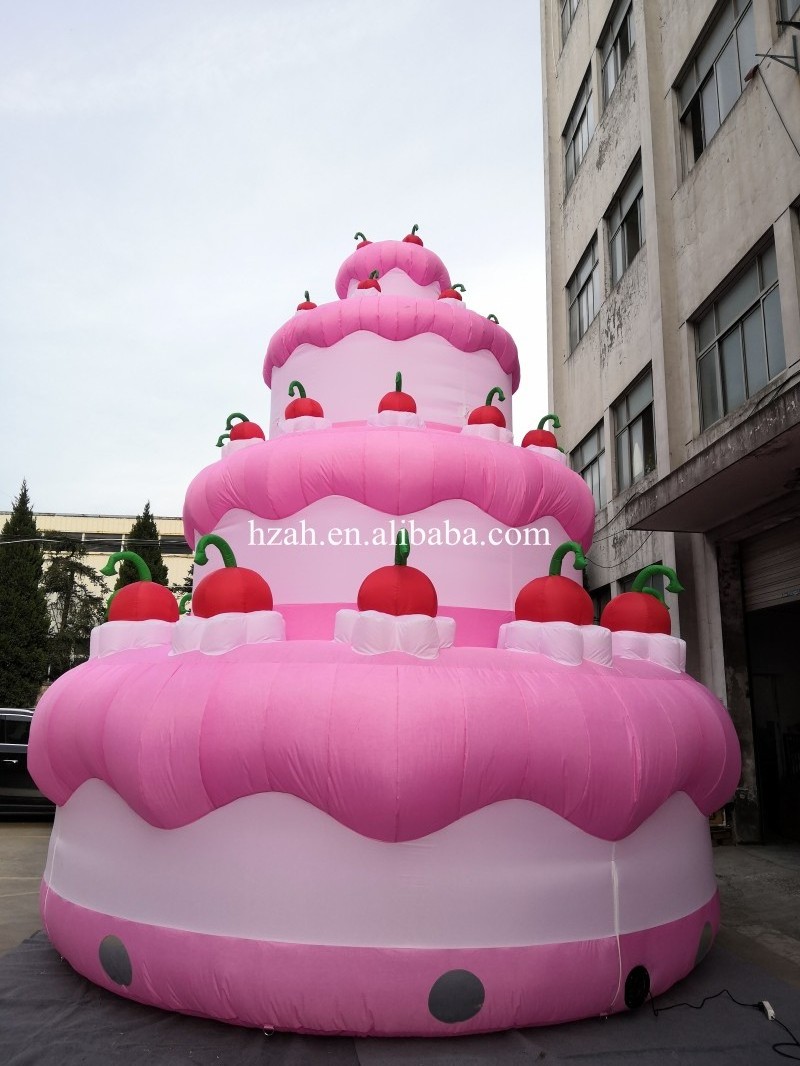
[541, 0, 800, 816]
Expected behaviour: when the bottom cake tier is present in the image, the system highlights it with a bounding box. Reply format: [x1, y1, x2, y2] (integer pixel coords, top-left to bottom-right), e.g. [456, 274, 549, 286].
[40, 780, 720, 1036]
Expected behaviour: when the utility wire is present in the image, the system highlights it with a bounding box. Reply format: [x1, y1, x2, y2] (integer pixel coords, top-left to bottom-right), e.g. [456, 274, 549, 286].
[757, 65, 800, 160]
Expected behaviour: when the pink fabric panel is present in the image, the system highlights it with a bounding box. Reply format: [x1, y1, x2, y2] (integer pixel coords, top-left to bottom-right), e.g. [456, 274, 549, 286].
[29, 643, 741, 840]
[182, 426, 596, 552]
[263, 296, 520, 388]
[333, 240, 451, 298]
[612, 893, 720, 1012]
[40, 885, 719, 1035]
[269, 332, 513, 432]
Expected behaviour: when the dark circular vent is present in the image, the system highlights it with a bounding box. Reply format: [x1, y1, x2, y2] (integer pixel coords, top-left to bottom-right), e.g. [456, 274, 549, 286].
[624, 965, 651, 1010]
[99, 935, 132, 986]
[428, 969, 485, 1023]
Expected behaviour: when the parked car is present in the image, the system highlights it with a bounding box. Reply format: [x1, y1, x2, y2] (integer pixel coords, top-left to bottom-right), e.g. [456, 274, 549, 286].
[0, 708, 55, 817]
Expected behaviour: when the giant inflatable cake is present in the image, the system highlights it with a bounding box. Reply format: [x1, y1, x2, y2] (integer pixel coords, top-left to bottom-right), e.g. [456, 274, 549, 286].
[29, 228, 741, 1037]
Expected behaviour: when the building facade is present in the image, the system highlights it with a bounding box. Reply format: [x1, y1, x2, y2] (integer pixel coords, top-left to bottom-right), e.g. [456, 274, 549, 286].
[542, 0, 800, 841]
[0, 512, 193, 590]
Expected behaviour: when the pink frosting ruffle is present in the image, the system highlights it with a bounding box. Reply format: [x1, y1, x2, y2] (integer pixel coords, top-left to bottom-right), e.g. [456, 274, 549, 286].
[263, 295, 520, 389]
[182, 426, 595, 549]
[334, 239, 451, 298]
[28, 641, 741, 842]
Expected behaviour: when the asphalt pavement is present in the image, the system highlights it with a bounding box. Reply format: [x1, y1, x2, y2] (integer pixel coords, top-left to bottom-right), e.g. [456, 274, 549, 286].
[0, 819, 52, 957]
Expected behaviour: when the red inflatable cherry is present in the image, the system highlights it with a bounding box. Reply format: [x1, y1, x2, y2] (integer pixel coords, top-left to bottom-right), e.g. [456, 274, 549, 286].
[438, 284, 466, 301]
[285, 380, 324, 419]
[522, 414, 561, 449]
[378, 372, 417, 414]
[357, 530, 437, 617]
[358, 270, 381, 292]
[296, 290, 317, 311]
[514, 541, 593, 625]
[468, 387, 506, 428]
[402, 224, 424, 246]
[354, 231, 371, 249]
[601, 566, 684, 635]
[101, 552, 179, 622]
[192, 534, 273, 617]
[216, 412, 266, 448]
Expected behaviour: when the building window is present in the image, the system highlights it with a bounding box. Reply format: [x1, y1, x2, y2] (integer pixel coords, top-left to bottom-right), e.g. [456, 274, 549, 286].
[613, 370, 655, 491]
[564, 67, 594, 192]
[572, 422, 607, 510]
[601, 1, 635, 106]
[779, 0, 800, 24]
[561, 0, 580, 45]
[567, 237, 599, 352]
[607, 157, 644, 286]
[696, 243, 786, 430]
[677, 0, 756, 167]
[159, 534, 193, 556]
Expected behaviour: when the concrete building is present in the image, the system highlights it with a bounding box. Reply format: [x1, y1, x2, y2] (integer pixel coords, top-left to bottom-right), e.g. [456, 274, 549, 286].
[541, 0, 800, 842]
[0, 512, 192, 590]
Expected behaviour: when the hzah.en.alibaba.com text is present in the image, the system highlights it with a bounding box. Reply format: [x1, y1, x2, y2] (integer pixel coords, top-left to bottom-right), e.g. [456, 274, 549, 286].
[248, 519, 551, 549]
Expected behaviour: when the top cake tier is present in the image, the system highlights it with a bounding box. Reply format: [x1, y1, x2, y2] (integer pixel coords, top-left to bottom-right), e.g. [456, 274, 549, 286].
[263, 239, 520, 436]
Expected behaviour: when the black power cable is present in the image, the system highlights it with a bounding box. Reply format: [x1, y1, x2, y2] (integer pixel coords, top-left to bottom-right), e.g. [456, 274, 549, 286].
[649, 989, 800, 1060]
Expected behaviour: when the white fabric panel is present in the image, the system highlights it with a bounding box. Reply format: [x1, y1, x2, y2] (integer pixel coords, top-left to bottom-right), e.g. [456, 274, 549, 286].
[334, 609, 455, 659]
[44, 781, 715, 948]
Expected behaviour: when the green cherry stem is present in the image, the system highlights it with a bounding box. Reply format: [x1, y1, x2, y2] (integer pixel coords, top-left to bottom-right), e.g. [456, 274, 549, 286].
[100, 551, 152, 582]
[487, 314, 499, 323]
[411, 224, 419, 236]
[224, 412, 249, 431]
[632, 565, 684, 595]
[194, 534, 238, 569]
[485, 387, 506, 406]
[395, 372, 403, 392]
[288, 380, 307, 399]
[538, 414, 561, 431]
[369, 270, 380, 280]
[548, 541, 588, 577]
[452, 283, 466, 293]
[354, 231, 367, 242]
[394, 529, 410, 566]
[179, 593, 192, 615]
[216, 432, 230, 448]
[642, 586, 668, 606]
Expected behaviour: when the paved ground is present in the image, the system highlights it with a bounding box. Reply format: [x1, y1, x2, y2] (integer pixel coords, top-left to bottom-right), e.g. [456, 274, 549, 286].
[0, 819, 52, 957]
[2, 819, 800, 991]
[713, 841, 800, 990]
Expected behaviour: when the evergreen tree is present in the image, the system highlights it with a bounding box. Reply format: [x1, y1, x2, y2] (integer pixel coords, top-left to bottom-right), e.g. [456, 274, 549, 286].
[41, 535, 108, 680]
[115, 502, 169, 589]
[171, 562, 194, 598]
[0, 481, 51, 706]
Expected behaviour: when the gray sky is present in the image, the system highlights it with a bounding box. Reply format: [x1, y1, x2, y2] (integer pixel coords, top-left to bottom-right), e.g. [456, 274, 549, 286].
[1, 0, 545, 517]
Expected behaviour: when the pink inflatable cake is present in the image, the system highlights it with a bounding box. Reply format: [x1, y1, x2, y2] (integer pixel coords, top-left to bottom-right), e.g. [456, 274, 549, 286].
[29, 228, 740, 1037]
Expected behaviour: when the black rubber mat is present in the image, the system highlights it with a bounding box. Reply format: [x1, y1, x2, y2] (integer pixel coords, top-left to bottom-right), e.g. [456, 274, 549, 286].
[1, 932, 799, 1064]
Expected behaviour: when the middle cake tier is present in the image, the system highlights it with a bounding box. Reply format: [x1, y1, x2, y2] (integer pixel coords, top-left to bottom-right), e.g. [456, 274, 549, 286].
[183, 425, 597, 644]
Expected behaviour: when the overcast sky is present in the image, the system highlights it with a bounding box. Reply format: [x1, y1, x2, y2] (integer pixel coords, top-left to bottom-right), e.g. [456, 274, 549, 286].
[1, 0, 545, 518]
